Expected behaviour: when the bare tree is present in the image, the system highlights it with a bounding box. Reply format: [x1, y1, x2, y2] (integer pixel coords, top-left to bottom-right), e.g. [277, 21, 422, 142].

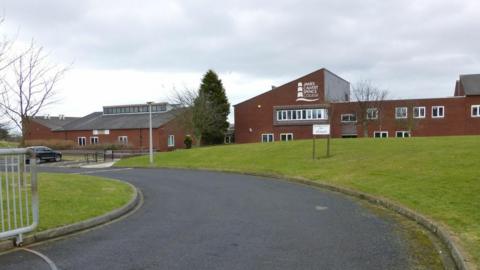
[169, 88, 220, 146]
[352, 81, 388, 137]
[0, 42, 66, 145]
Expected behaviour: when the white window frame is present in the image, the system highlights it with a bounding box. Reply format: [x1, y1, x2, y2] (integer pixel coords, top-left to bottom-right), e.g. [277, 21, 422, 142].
[432, 106, 445, 118]
[118, 136, 128, 144]
[366, 108, 378, 120]
[280, 133, 293, 141]
[168, 135, 175, 147]
[413, 106, 426, 119]
[261, 133, 274, 143]
[90, 136, 99, 144]
[341, 113, 356, 123]
[77, 137, 86, 146]
[395, 131, 410, 138]
[471, 105, 480, 117]
[395, 107, 408, 119]
[276, 108, 328, 121]
[373, 131, 388, 138]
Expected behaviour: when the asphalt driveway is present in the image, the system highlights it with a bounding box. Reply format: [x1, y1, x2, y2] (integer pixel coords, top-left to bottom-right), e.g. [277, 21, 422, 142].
[0, 168, 412, 269]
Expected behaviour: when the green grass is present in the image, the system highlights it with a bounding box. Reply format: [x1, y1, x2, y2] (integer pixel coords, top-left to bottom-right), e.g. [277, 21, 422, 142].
[0, 141, 18, 148]
[116, 136, 480, 266]
[1, 173, 134, 232]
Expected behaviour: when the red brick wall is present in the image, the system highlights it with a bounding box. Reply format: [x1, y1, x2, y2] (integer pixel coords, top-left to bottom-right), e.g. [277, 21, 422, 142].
[25, 121, 65, 141]
[235, 69, 327, 143]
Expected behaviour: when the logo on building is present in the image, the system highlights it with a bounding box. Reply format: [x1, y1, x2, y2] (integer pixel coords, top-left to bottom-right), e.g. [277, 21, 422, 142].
[296, 81, 319, 102]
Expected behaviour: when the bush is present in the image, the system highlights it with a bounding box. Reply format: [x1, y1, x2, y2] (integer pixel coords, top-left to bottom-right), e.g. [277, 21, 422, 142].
[184, 136, 193, 149]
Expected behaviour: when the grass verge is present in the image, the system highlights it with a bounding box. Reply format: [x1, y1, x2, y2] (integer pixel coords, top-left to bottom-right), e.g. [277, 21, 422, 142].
[37, 173, 134, 231]
[116, 136, 480, 267]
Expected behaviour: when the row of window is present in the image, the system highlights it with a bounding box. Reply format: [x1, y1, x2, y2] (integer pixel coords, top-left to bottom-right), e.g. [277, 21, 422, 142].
[261, 133, 293, 143]
[341, 106, 446, 123]
[77, 135, 176, 147]
[277, 108, 328, 121]
[103, 104, 167, 115]
[374, 131, 410, 138]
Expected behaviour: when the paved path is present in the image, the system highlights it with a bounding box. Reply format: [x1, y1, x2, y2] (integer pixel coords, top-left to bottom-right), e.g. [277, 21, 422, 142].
[0, 168, 411, 269]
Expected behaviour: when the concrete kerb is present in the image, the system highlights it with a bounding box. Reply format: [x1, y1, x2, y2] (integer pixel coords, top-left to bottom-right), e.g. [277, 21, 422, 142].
[0, 181, 141, 253]
[125, 165, 473, 270]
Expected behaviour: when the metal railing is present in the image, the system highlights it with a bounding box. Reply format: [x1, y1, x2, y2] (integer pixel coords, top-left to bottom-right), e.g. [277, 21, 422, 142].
[0, 148, 38, 245]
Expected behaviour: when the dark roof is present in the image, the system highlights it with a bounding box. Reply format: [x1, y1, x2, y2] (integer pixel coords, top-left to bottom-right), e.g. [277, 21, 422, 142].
[31, 116, 80, 130]
[54, 110, 179, 131]
[460, 74, 480, 96]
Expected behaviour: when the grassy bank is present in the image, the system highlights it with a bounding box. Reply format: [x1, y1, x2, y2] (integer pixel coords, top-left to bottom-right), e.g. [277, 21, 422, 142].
[0, 141, 17, 148]
[116, 136, 480, 266]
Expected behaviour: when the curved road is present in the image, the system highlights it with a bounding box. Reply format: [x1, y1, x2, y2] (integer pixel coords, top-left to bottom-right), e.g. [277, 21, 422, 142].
[0, 168, 411, 269]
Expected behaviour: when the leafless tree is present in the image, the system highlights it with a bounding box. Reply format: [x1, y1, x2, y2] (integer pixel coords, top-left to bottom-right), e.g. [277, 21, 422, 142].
[0, 42, 67, 145]
[352, 81, 388, 137]
[169, 88, 219, 146]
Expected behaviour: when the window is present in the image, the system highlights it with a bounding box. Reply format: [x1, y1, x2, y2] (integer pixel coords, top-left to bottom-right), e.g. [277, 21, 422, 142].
[280, 133, 293, 141]
[77, 137, 86, 146]
[261, 133, 274, 143]
[373, 131, 388, 138]
[276, 108, 328, 121]
[396, 131, 410, 138]
[118, 136, 128, 144]
[367, 108, 378, 120]
[395, 107, 407, 119]
[90, 136, 99, 144]
[413, 106, 426, 118]
[432, 106, 445, 118]
[168, 135, 175, 147]
[471, 105, 480, 117]
[341, 114, 356, 123]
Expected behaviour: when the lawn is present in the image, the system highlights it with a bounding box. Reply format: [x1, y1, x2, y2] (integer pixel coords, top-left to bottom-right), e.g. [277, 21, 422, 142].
[0, 141, 17, 148]
[1, 173, 135, 232]
[116, 136, 480, 267]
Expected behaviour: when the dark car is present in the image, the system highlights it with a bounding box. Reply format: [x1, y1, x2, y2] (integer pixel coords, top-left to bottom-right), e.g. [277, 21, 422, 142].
[26, 146, 62, 164]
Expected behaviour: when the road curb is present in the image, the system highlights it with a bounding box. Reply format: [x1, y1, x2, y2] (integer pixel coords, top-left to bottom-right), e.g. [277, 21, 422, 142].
[0, 181, 140, 253]
[122, 166, 474, 270]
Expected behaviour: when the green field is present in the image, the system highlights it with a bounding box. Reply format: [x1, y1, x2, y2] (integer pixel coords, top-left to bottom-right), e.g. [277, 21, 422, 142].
[1, 173, 134, 232]
[116, 136, 480, 266]
[0, 141, 17, 148]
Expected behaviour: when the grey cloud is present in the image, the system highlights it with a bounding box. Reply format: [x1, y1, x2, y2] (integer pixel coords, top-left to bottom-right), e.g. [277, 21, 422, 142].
[1, 0, 480, 97]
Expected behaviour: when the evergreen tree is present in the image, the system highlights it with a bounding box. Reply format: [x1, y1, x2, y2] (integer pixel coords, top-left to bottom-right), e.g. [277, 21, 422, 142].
[194, 70, 230, 145]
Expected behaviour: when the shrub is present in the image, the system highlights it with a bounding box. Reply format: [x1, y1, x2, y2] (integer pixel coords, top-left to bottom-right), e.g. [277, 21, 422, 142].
[184, 136, 193, 149]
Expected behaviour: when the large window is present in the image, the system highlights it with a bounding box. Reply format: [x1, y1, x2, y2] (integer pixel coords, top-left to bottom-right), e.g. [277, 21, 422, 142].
[90, 136, 99, 144]
[118, 136, 128, 144]
[341, 114, 356, 123]
[367, 108, 378, 120]
[413, 107, 426, 118]
[396, 131, 410, 138]
[168, 135, 175, 147]
[395, 107, 407, 119]
[373, 131, 388, 138]
[471, 105, 480, 117]
[261, 133, 274, 143]
[77, 137, 86, 146]
[432, 106, 445, 118]
[277, 108, 327, 121]
[280, 133, 293, 141]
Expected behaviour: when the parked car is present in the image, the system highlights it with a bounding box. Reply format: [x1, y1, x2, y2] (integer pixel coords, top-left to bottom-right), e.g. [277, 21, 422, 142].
[26, 146, 62, 164]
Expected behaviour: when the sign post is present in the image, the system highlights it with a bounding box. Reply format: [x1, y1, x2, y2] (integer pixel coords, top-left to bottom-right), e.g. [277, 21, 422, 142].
[312, 124, 331, 158]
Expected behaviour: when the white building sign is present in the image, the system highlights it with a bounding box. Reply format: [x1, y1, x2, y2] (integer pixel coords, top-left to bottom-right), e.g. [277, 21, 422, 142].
[312, 124, 330, 135]
[296, 81, 320, 102]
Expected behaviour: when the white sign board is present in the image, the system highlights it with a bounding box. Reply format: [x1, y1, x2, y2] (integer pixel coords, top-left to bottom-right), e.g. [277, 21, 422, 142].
[312, 124, 330, 135]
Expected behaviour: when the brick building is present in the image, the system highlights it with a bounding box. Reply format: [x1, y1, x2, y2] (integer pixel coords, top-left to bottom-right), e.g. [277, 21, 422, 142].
[234, 68, 480, 143]
[26, 102, 190, 151]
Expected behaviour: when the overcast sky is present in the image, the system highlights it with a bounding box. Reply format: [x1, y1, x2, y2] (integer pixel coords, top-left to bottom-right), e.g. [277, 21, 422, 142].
[1, 0, 479, 121]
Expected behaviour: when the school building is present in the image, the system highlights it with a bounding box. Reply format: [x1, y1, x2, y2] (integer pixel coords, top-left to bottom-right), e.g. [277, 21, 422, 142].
[26, 102, 190, 151]
[234, 68, 480, 143]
